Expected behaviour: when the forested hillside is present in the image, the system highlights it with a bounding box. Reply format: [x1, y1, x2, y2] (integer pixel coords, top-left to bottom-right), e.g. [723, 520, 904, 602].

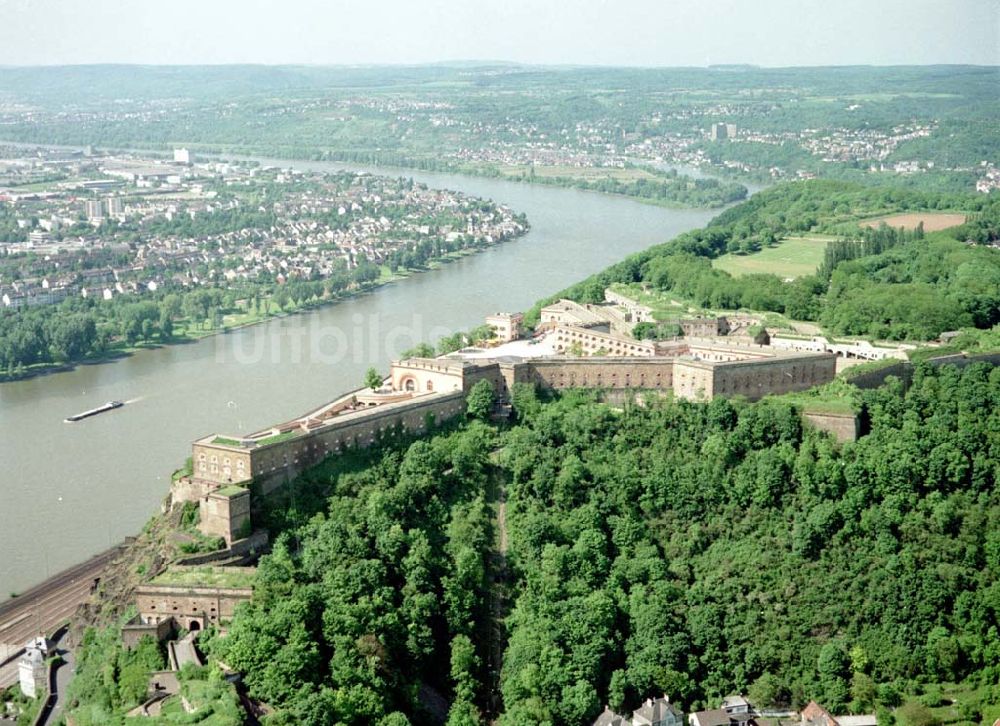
[207, 423, 500, 725]
[530, 180, 1000, 341]
[88, 362, 995, 725]
[496, 368, 999, 724]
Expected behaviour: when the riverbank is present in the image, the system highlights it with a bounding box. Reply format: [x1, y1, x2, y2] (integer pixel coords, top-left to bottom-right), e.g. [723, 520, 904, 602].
[0, 244, 505, 384]
[1, 139, 750, 209]
[346, 156, 749, 208]
[252, 147, 750, 208]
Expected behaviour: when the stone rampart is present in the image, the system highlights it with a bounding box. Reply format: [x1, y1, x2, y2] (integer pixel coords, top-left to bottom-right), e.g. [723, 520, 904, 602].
[551, 325, 655, 357]
[247, 390, 466, 496]
[685, 338, 773, 360]
[174, 531, 269, 567]
[709, 354, 838, 401]
[135, 582, 253, 631]
[179, 345, 841, 540]
[390, 358, 471, 394]
[175, 390, 468, 507]
[190, 443, 253, 487]
[842, 361, 912, 390]
[846, 352, 1000, 391]
[927, 351, 1000, 369]
[672, 359, 716, 400]
[122, 616, 174, 650]
[252, 390, 465, 494]
[199, 488, 251, 544]
[524, 356, 675, 392]
[802, 412, 861, 443]
[170, 475, 216, 504]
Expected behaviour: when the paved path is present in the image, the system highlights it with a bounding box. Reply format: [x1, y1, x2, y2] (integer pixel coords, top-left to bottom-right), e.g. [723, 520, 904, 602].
[37, 630, 75, 726]
[486, 482, 510, 720]
[19, 628, 75, 726]
[168, 632, 202, 671]
[497, 496, 508, 555]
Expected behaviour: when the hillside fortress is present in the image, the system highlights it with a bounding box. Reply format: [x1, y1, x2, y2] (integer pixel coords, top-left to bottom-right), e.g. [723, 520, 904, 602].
[172, 293, 856, 543]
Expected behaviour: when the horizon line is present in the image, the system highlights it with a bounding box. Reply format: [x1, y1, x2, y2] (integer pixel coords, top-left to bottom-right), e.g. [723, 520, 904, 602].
[0, 60, 997, 71]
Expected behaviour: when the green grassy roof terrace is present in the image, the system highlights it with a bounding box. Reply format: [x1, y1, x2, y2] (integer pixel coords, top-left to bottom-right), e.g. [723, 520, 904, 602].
[150, 566, 256, 590]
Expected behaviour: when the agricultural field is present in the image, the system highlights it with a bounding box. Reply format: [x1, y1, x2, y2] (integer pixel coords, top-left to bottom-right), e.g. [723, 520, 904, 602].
[712, 235, 834, 279]
[862, 211, 968, 231]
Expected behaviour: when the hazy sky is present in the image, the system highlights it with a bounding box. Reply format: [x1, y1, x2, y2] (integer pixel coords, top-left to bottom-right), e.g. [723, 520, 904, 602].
[1, 0, 997, 67]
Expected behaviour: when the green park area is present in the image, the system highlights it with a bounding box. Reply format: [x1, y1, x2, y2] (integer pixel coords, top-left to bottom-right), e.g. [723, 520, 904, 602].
[712, 235, 835, 279]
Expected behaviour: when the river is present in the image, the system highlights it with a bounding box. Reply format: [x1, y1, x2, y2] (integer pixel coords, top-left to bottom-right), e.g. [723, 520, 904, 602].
[0, 155, 765, 600]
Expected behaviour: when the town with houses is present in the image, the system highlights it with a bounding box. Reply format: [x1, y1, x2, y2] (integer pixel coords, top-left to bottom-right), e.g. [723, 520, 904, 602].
[3, 89, 996, 194]
[455, 114, 948, 183]
[0, 146, 528, 311]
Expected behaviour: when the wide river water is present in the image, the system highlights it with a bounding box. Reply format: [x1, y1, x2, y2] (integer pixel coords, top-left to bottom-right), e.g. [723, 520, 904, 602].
[0, 156, 764, 599]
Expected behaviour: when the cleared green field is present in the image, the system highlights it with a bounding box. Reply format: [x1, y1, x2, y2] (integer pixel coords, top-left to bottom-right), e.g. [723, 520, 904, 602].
[713, 235, 834, 279]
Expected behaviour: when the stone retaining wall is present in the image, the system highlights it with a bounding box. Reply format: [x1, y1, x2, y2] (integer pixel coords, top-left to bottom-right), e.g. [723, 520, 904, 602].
[802, 412, 861, 443]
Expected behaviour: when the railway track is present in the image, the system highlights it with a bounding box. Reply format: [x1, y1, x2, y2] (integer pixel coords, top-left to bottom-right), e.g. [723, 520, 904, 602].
[0, 545, 123, 687]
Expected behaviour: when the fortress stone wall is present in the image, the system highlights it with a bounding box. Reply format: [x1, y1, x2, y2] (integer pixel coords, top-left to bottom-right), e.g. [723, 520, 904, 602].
[135, 579, 253, 632]
[175, 338, 837, 541]
[802, 412, 861, 443]
[520, 357, 676, 392]
[708, 354, 838, 400]
[190, 445, 253, 488]
[552, 325, 656, 356]
[174, 389, 468, 527]
[200, 488, 251, 544]
[179, 348, 835, 501]
[391, 358, 468, 394]
[250, 391, 462, 494]
[843, 351, 1000, 391]
[122, 616, 174, 650]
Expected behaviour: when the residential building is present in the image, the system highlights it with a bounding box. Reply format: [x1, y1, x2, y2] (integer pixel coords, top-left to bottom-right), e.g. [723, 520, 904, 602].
[594, 706, 632, 726]
[592, 696, 684, 726]
[486, 312, 524, 343]
[689, 696, 757, 726]
[721, 696, 751, 714]
[18, 637, 51, 699]
[106, 196, 125, 217]
[801, 701, 877, 726]
[690, 709, 758, 726]
[85, 198, 104, 223]
[633, 696, 684, 726]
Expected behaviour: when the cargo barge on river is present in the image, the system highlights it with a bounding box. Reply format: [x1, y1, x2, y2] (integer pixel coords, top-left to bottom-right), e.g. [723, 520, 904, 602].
[64, 400, 124, 423]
